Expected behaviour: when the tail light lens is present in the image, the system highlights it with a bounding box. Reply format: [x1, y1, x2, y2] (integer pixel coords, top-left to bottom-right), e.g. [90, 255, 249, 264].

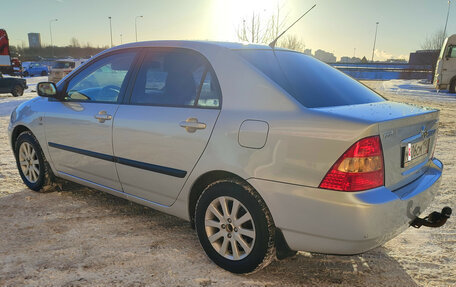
[319, 136, 384, 192]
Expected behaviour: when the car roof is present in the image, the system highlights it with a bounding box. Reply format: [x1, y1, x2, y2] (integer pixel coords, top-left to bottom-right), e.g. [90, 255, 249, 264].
[108, 40, 289, 52]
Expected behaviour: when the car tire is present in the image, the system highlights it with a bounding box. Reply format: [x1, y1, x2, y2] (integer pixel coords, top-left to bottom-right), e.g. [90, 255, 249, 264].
[195, 179, 276, 274]
[11, 85, 24, 97]
[23, 71, 29, 77]
[14, 131, 55, 192]
[40, 70, 48, 76]
[450, 78, 456, 94]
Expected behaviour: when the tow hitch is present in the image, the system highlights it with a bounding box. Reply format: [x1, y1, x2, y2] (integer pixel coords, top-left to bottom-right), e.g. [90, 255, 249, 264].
[411, 207, 452, 228]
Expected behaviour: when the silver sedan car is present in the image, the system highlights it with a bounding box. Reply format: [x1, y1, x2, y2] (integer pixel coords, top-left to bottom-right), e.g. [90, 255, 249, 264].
[8, 41, 449, 274]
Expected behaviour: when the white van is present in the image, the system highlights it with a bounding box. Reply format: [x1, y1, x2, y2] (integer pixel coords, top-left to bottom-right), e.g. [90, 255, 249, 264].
[49, 59, 84, 83]
[434, 34, 456, 93]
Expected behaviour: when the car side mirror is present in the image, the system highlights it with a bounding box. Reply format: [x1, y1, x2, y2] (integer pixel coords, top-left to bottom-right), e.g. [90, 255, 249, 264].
[37, 82, 62, 99]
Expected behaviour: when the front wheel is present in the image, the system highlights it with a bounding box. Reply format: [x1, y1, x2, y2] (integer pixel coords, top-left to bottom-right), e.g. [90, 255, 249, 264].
[12, 85, 24, 97]
[195, 179, 276, 274]
[14, 131, 54, 192]
[450, 79, 456, 94]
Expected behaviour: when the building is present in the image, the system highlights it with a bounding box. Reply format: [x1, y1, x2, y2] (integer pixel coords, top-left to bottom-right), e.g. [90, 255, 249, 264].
[303, 49, 312, 56]
[28, 33, 41, 48]
[314, 49, 336, 63]
[339, 56, 362, 63]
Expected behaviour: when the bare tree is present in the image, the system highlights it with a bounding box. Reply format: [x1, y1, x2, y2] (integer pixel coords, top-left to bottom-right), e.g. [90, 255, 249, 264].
[236, 12, 270, 43]
[69, 37, 80, 48]
[278, 34, 305, 51]
[235, 4, 305, 52]
[421, 29, 446, 50]
[236, 2, 288, 44]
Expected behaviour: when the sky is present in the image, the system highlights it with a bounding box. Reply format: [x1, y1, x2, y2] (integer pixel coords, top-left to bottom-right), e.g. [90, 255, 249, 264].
[0, 0, 454, 61]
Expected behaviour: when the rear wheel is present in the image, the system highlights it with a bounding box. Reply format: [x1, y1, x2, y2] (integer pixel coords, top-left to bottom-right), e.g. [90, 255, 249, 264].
[23, 71, 29, 77]
[195, 179, 275, 274]
[12, 85, 24, 97]
[14, 131, 55, 192]
[40, 70, 48, 76]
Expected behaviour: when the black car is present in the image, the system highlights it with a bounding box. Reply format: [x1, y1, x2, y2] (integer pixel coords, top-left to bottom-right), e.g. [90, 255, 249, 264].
[0, 72, 27, 96]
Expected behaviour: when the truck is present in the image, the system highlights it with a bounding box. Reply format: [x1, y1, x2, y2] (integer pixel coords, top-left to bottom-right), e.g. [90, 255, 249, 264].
[0, 29, 21, 76]
[434, 34, 456, 93]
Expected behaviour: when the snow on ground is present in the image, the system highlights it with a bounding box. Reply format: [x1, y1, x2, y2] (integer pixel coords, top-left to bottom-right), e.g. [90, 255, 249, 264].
[370, 79, 456, 103]
[0, 80, 455, 286]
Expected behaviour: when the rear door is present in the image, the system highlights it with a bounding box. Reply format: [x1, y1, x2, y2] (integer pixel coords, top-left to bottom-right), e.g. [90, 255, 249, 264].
[44, 50, 138, 190]
[113, 48, 221, 206]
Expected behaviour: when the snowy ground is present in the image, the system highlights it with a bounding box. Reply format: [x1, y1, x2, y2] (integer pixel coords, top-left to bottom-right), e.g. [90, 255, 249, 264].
[0, 79, 455, 286]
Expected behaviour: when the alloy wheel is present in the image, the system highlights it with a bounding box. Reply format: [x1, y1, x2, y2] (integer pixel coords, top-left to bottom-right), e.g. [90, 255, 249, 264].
[204, 196, 256, 260]
[18, 142, 40, 183]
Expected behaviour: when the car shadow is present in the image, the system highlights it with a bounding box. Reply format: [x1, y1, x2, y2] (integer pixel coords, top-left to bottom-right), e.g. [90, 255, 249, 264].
[2, 184, 419, 286]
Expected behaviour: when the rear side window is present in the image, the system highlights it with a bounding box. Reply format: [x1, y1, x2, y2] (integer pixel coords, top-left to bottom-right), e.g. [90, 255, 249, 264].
[236, 50, 385, 108]
[130, 49, 221, 108]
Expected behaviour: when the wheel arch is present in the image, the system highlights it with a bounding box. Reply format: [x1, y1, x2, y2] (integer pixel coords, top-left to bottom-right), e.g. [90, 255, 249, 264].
[11, 124, 31, 149]
[189, 170, 296, 262]
[449, 75, 456, 93]
[188, 170, 247, 227]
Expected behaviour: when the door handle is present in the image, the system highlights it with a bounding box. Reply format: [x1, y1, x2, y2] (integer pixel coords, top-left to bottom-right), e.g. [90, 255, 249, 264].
[95, 110, 112, 123]
[179, 118, 206, 133]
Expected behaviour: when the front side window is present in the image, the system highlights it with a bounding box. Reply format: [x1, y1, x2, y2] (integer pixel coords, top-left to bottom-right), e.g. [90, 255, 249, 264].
[130, 49, 221, 108]
[65, 52, 136, 103]
[447, 45, 456, 58]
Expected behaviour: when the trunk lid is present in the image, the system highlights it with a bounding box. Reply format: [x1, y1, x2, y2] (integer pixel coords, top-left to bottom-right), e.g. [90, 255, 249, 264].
[315, 101, 439, 191]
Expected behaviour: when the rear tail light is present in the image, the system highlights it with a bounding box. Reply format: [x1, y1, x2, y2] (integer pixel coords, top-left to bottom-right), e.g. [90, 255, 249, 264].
[319, 136, 384, 192]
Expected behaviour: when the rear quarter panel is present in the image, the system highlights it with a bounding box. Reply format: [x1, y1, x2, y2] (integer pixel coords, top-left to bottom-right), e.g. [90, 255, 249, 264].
[174, 48, 381, 212]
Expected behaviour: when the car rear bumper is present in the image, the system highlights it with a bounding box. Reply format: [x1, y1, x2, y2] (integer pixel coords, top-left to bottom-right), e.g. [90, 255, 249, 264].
[248, 158, 443, 254]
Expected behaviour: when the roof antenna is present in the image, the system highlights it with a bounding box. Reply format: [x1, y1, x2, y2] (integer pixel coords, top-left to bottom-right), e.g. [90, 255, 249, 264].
[269, 4, 316, 49]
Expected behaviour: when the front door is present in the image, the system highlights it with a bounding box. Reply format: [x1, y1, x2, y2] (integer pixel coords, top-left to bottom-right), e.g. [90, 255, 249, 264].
[113, 48, 222, 205]
[442, 44, 456, 86]
[44, 50, 138, 190]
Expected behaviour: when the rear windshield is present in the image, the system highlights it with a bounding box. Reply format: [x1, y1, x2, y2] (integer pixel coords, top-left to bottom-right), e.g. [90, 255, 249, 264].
[235, 50, 385, 108]
[52, 61, 75, 69]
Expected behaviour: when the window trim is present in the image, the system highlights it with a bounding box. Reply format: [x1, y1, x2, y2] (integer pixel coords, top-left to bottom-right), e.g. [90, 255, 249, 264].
[53, 48, 142, 104]
[123, 47, 222, 110]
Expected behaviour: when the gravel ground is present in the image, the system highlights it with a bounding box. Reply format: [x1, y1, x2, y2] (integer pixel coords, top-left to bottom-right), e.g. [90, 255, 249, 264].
[0, 80, 455, 286]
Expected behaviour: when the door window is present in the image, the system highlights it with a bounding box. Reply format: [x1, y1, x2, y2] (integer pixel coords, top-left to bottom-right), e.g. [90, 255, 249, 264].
[130, 50, 221, 108]
[447, 45, 456, 58]
[65, 51, 136, 103]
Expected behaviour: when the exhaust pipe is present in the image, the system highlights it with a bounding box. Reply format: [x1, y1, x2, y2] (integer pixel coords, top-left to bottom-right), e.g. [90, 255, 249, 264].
[411, 207, 452, 228]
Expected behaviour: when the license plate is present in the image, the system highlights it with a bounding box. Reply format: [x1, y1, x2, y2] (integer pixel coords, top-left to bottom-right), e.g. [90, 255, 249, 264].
[402, 138, 430, 167]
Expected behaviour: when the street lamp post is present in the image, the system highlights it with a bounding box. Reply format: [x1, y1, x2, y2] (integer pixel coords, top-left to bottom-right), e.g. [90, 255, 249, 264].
[120, 33, 123, 45]
[443, 1, 451, 40]
[135, 16, 143, 42]
[49, 19, 58, 57]
[108, 16, 113, 47]
[371, 22, 379, 62]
